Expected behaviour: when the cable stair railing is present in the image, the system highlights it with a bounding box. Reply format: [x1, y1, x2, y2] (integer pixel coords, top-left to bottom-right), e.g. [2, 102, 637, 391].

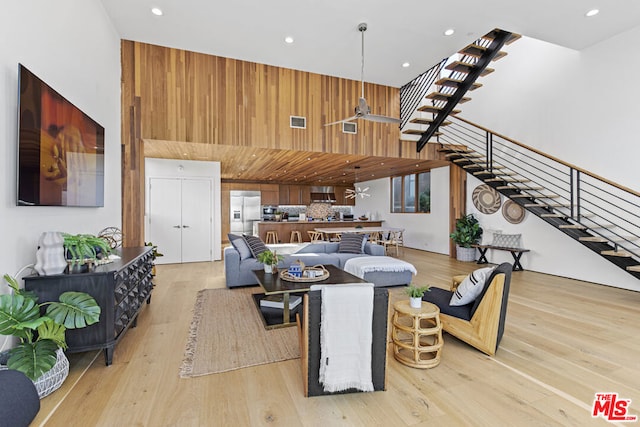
[433, 115, 640, 279]
[400, 28, 521, 152]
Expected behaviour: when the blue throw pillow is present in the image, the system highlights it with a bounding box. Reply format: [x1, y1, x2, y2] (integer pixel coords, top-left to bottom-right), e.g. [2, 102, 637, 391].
[228, 233, 252, 260]
[338, 233, 365, 254]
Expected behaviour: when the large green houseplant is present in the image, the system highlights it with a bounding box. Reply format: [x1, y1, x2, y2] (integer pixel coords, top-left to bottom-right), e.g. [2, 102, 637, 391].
[450, 214, 483, 261]
[0, 274, 101, 381]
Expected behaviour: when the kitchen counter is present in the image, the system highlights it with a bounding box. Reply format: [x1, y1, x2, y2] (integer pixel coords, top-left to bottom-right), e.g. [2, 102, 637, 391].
[256, 220, 383, 243]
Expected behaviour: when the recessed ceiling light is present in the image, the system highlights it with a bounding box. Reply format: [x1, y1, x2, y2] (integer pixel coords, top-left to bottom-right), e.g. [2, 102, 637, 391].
[284, 36, 294, 44]
[443, 28, 455, 36]
[585, 9, 599, 17]
[151, 7, 163, 16]
[402, 62, 410, 68]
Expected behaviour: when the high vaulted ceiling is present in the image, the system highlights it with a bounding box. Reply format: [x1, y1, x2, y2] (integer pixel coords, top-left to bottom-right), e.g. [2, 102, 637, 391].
[102, 1, 640, 185]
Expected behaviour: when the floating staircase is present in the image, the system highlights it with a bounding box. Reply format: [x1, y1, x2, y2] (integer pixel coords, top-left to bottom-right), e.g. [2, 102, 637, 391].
[431, 117, 640, 280]
[400, 28, 520, 151]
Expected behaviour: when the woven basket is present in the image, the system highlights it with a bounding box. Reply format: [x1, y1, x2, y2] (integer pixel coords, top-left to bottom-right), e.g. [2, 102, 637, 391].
[0, 348, 69, 399]
[456, 246, 477, 262]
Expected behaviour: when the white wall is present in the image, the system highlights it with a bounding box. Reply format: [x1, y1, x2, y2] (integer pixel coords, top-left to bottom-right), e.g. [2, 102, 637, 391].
[451, 30, 640, 292]
[144, 158, 222, 260]
[0, 2, 121, 284]
[355, 167, 451, 255]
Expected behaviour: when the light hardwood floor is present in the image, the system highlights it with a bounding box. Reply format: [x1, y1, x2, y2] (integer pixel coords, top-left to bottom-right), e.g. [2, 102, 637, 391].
[32, 249, 640, 426]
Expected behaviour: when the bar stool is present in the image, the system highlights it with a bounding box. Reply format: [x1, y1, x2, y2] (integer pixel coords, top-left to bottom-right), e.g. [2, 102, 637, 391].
[265, 231, 278, 244]
[392, 300, 443, 369]
[307, 231, 322, 242]
[290, 230, 302, 243]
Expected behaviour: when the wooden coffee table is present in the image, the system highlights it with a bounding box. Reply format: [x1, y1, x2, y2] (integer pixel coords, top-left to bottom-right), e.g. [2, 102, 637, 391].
[252, 264, 367, 329]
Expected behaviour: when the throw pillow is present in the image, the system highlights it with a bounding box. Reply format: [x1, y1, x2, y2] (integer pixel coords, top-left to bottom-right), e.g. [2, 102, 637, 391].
[338, 233, 365, 254]
[481, 229, 502, 246]
[450, 266, 495, 306]
[242, 234, 268, 258]
[492, 233, 521, 248]
[228, 233, 252, 260]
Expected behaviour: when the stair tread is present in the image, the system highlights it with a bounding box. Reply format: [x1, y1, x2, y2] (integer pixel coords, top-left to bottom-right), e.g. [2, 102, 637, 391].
[627, 265, 640, 272]
[496, 185, 544, 190]
[482, 31, 522, 45]
[509, 194, 534, 198]
[540, 213, 566, 218]
[425, 92, 472, 103]
[464, 164, 505, 170]
[579, 236, 609, 242]
[435, 77, 482, 91]
[559, 224, 587, 229]
[445, 61, 495, 76]
[485, 177, 531, 183]
[524, 203, 570, 208]
[417, 105, 462, 114]
[410, 118, 452, 126]
[459, 45, 508, 62]
[453, 157, 486, 163]
[601, 250, 633, 257]
[445, 152, 484, 159]
[403, 129, 443, 136]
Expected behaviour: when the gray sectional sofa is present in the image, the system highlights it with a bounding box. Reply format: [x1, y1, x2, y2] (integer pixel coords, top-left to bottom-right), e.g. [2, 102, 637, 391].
[224, 241, 387, 287]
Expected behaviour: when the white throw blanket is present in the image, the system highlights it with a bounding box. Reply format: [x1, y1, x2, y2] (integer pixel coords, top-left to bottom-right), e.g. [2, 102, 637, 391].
[343, 256, 417, 279]
[310, 283, 375, 393]
[265, 243, 310, 255]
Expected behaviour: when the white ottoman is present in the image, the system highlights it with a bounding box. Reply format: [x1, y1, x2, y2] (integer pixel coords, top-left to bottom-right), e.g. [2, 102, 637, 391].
[344, 256, 417, 287]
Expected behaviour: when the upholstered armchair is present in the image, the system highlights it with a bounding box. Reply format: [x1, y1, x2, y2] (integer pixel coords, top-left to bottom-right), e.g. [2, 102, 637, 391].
[422, 262, 512, 356]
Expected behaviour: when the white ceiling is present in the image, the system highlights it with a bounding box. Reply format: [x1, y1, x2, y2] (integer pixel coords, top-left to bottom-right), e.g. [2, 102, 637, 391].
[100, 0, 640, 88]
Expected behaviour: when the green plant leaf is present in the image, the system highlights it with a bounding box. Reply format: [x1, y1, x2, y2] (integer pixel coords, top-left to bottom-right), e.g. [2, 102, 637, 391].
[0, 293, 40, 339]
[7, 340, 59, 381]
[45, 291, 101, 329]
[37, 318, 68, 349]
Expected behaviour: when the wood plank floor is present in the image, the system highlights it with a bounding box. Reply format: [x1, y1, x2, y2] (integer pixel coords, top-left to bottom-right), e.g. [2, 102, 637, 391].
[32, 249, 640, 426]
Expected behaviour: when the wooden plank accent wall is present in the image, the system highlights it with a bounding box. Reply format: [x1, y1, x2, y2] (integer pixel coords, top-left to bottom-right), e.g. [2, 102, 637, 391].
[449, 166, 467, 256]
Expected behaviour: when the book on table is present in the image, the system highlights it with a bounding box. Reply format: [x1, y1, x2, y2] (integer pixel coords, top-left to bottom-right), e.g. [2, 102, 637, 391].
[260, 294, 302, 310]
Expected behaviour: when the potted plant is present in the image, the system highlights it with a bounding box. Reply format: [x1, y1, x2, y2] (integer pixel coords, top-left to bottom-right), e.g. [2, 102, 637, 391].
[63, 233, 112, 273]
[450, 214, 483, 262]
[0, 274, 101, 397]
[274, 211, 283, 222]
[256, 250, 284, 274]
[405, 284, 430, 309]
[145, 242, 164, 275]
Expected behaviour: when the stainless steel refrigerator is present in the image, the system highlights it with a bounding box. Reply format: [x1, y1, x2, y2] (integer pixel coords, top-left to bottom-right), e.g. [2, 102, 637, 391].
[230, 190, 261, 235]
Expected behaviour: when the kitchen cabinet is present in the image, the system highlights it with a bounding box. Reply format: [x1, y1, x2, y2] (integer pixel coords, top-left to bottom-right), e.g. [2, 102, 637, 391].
[334, 186, 355, 206]
[301, 186, 311, 205]
[260, 184, 279, 205]
[279, 185, 290, 205]
[288, 185, 302, 205]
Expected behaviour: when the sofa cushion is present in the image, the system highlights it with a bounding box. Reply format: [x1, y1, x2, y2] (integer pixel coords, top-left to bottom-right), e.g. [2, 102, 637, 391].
[243, 234, 268, 258]
[450, 267, 494, 306]
[338, 233, 365, 254]
[423, 287, 473, 321]
[492, 233, 521, 248]
[229, 233, 252, 260]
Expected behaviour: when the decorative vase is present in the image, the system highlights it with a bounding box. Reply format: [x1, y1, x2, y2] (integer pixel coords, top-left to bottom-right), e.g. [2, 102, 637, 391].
[456, 245, 477, 262]
[409, 297, 422, 309]
[34, 231, 67, 275]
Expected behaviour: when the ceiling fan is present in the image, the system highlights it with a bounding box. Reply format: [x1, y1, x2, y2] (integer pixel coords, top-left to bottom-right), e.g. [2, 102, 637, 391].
[324, 23, 401, 127]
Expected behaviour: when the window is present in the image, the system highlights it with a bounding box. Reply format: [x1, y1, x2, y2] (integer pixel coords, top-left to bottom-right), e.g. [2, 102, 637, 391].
[391, 171, 431, 213]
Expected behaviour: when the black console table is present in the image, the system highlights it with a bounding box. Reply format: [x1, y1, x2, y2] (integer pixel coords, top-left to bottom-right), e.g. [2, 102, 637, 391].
[24, 247, 154, 365]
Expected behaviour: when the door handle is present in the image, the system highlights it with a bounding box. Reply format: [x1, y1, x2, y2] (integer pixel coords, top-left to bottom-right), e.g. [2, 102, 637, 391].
[182, 225, 190, 228]
[173, 225, 182, 228]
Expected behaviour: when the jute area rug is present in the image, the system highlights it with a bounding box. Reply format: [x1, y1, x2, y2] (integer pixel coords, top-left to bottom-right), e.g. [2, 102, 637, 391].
[179, 287, 300, 378]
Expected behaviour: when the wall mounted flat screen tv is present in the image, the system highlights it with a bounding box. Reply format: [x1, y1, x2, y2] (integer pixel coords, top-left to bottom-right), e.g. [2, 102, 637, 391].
[17, 64, 105, 207]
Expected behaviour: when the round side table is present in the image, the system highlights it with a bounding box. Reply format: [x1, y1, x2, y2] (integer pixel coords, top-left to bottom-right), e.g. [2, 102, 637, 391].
[392, 300, 443, 369]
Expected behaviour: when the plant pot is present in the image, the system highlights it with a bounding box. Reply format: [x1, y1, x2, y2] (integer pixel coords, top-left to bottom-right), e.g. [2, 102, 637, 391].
[0, 348, 69, 399]
[409, 297, 422, 309]
[456, 245, 477, 262]
[264, 264, 273, 274]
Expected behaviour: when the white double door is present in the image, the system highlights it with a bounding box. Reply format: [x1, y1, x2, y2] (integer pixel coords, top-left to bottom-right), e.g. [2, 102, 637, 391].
[148, 178, 212, 264]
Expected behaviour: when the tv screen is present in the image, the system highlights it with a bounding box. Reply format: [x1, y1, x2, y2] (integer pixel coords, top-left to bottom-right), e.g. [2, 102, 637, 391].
[17, 64, 105, 207]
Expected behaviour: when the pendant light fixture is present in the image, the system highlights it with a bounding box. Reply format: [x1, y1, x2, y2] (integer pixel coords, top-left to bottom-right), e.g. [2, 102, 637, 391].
[345, 166, 370, 199]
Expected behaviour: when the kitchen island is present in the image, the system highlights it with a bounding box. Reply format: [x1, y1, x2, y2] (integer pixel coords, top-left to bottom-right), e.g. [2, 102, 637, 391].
[256, 220, 383, 243]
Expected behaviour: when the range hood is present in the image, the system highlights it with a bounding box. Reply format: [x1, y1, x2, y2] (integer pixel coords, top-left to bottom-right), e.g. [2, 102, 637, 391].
[310, 186, 336, 203]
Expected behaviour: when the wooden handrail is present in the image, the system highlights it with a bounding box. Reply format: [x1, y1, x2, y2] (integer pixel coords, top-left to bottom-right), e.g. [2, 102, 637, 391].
[452, 116, 640, 198]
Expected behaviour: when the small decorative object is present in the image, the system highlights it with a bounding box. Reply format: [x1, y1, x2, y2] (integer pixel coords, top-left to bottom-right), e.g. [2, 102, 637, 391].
[63, 233, 112, 273]
[405, 285, 430, 309]
[256, 250, 284, 274]
[472, 184, 501, 214]
[450, 214, 483, 262]
[0, 274, 100, 398]
[98, 227, 123, 249]
[145, 242, 164, 276]
[280, 265, 330, 282]
[287, 260, 305, 278]
[34, 231, 67, 276]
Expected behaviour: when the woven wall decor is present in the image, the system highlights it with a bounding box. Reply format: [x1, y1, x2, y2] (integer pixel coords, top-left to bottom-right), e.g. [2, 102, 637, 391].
[472, 184, 501, 214]
[502, 200, 526, 224]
